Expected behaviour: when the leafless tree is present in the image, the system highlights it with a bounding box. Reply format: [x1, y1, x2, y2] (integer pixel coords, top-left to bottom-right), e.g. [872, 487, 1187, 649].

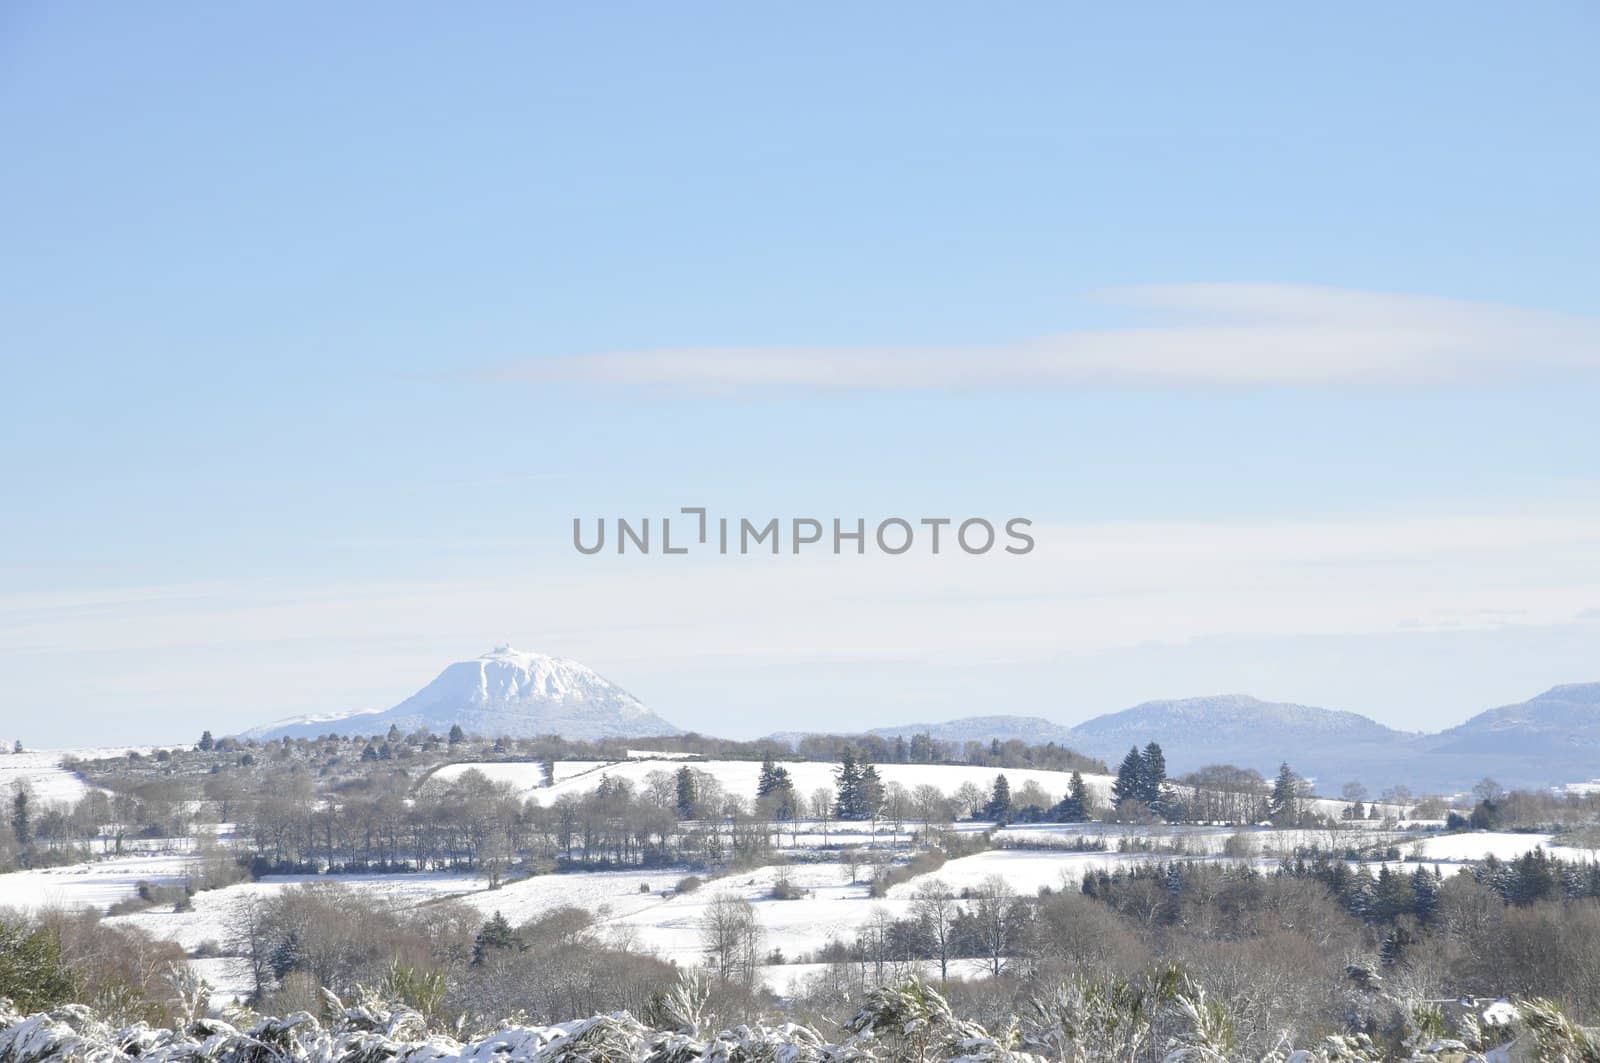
[699, 893, 763, 991]
[911, 877, 959, 981]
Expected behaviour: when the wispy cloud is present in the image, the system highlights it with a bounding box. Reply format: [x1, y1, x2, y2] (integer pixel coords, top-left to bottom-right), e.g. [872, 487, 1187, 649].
[511, 284, 1600, 390]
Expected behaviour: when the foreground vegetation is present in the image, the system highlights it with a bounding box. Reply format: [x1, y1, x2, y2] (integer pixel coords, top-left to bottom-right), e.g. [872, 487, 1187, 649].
[2, 965, 1597, 1063]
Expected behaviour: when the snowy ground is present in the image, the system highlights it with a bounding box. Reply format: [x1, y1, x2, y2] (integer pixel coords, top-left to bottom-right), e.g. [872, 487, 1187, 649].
[995, 822, 1422, 857]
[0, 750, 96, 805]
[0, 853, 193, 914]
[1402, 830, 1600, 863]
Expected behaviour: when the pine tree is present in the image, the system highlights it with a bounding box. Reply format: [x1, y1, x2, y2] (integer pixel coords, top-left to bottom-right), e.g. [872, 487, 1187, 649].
[1061, 770, 1089, 820]
[10, 788, 31, 849]
[386, 723, 403, 743]
[984, 774, 1013, 820]
[834, 750, 864, 820]
[1270, 762, 1299, 825]
[360, 743, 379, 762]
[1379, 924, 1413, 967]
[447, 724, 465, 746]
[675, 765, 698, 820]
[1145, 739, 1171, 806]
[269, 931, 305, 979]
[1112, 746, 1144, 807]
[471, 911, 521, 965]
[197, 730, 215, 752]
[1410, 866, 1439, 924]
[858, 763, 885, 822]
[756, 755, 795, 818]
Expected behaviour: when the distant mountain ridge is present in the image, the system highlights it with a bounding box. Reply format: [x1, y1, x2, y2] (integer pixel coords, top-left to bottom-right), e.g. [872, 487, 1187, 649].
[867, 715, 1078, 747]
[244, 650, 1599, 793]
[845, 685, 1600, 794]
[243, 646, 682, 742]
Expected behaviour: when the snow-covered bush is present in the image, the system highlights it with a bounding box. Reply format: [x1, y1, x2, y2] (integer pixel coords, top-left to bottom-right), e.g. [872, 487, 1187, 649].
[0, 977, 1592, 1063]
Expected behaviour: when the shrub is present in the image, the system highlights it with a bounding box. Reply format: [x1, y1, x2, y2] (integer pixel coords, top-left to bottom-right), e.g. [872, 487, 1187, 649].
[0, 919, 77, 1012]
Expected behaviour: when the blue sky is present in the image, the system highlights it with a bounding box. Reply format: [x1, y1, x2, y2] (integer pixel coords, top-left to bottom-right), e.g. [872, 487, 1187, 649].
[2, 4, 1598, 746]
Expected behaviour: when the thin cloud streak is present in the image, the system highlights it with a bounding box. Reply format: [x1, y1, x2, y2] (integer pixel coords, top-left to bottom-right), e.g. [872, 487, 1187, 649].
[510, 284, 1600, 390]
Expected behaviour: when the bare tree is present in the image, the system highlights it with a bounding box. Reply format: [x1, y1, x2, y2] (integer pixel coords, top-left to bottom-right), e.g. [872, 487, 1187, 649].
[700, 893, 764, 991]
[954, 781, 985, 820]
[911, 784, 950, 840]
[967, 875, 1030, 977]
[911, 878, 958, 981]
[809, 787, 835, 845]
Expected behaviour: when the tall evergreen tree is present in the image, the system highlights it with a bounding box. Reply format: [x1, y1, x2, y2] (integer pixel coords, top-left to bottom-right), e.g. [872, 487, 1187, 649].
[447, 723, 466, 746]
[1112, 746, 1145, 807]
[10, 788, 31, 848]
[756, 755, 795, 818]
[1270, 762, 1300, 825]
[834, 750, 864, 820]
[675, 765, 698, 820]
[1053, 770, 1089, 821]
[983, 774, 1013, 820]
[1410, 866, 1439, 924]
[197, 730, 214, 752]
[1139, 742, 1167, 805]
[858, 763, 886, 822]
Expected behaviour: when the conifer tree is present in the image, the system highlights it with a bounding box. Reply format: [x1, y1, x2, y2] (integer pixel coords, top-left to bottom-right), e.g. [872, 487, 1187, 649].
[1140, 742, 1168, 811]
[1112, 746, 1144, 807]
[756, 755, 795, 818]
[197, 730, 215, 752]
[1053, 770, 1089, 821]
[447, 723, 465, 746]
[10, 788, 31, 849]
[834, 749, 864, 819]
[984, 774, 1013, 820]
[1270, 761, 1300, 825]
[675, 765, 698, 820]
[472, 911, 521, 965]
[858, 763, 886, 822]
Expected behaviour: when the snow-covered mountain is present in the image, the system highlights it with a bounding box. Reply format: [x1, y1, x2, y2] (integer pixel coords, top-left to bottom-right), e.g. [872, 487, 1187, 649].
[1415, 683, 1600, 789]
[243, 646, 681, 742]
[1425, 683, 1600, 757]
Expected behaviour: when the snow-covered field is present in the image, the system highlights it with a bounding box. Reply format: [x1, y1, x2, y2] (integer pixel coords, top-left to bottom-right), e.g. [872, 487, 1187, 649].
[995, 822, 1420, 857]
[0, 750, 96, 804]
[1403, 830, 1600, 863]
[0, 853, 193, 914]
